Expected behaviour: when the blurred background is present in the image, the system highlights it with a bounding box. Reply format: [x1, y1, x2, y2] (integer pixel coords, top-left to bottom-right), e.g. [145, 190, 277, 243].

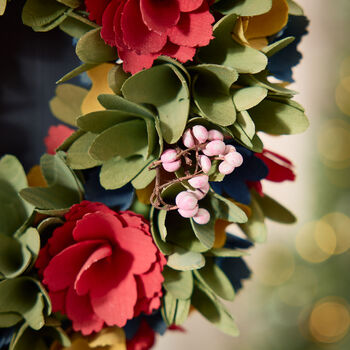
[2, 0, 350, 349]
[156, 0, 350, 349]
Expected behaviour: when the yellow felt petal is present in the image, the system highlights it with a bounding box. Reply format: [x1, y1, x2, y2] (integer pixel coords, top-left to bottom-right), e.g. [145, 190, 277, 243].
[229, 199, 252, 218]
[88, 327, 126, 350]
[81, 63, 115, 115]
[136, 180, 155, 205]
[27, 165, 47, 187]
[248, 37, 269, 50]
[245, 0, 289, 39]
[62, 338, 92, 350]
[232, 17, 250, 46]
[214, 219, 229, 248]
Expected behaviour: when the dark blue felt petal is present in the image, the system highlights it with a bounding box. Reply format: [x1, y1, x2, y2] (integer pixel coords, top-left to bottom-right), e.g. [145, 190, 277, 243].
[146, 311, 168, 335]
[0, 327, 14, 349]
[83, 167, 135, 210]
[225, 233, 253, 250]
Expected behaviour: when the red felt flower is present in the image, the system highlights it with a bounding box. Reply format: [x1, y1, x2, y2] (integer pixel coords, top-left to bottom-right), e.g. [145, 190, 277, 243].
[84, 0, 214, 74]
[248, 149, 296, 196]
[44, 125, 75, 155]
[36, 201, 166, 335]
[126, 320, 155, 350]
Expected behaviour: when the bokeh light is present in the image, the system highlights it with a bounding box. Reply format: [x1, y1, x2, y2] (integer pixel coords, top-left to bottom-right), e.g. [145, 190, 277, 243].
[336, 76, 350, 116]
[317, 119, 350, 169]
[255, 243, 295, 286]
[309, 297, 350, 344]
[296, 221, 336, 263]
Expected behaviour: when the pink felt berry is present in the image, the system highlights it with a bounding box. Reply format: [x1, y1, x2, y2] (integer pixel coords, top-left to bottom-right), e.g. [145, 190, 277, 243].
[225, 152, 243, 167]
[178, 205, 199, 218]
[193, 208, 211, 225]
[188, 175, 209, 189]
[161, 149, 177, 163]
[224, 145, 236, 154]
[199, 155, 212, 173]
[192, 125, 208, 144]
[162, 160, 181, 172]
[219, 161, 235, 175]
[182, 129, 195, 148]
[176, 191, 198, 211]
[200, 182, 210, 194]
[204, 140, 226, 156]
[208, 129, 224, 141]
[188, 189, 206, 200]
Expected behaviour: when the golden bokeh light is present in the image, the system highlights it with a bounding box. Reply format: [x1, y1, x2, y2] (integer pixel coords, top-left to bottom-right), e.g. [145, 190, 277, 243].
[321, 212, 350, 254]
[309, 297, 350, 344]
[255, 243, 295, 286]
[324, 167, 350, 188]
[339, 56, 350, 78]
[336, 76, 350, 116]
[296, 221, 336, 263]
[317, 119, 350, 169]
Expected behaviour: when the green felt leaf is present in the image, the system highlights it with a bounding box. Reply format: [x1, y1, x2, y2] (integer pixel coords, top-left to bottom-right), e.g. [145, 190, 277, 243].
[37, 217, 64, 236]
[10, 323, 70, 350]
[192, 281, 239, 337]
[268, 95, 305, 111]
[59, 16, 92, 38]
[122, 64, 190, 144]
[205, 248, 248, 258]
[89, 120, 148, 161]
[99, 155, 149, 190]
[238, 72, 297, 96]
[249, 98, 309, 135]
[191, 64, 238, 126]
[0, 312, 22, 327]
[0, 155, 28, 193]
[163, 266, 193, 300]
[76, 28, 117, 64]
[57, 129, 85, 152]
[131, 163, 156, 190]
[240, 195, 267, 243]
[174, 298, 191, 326]
[66, 132, 101, 169]
[228, 124, 263, 152]
[50, 84, 88, 126]
[150, 207, 174, 255]
[235, 110, 255, 139]
[0, 277, 49, 330]
[22, 0, 67, 31]
[199, 14, 267, 74]
[18, 228, 40, 265]
[232, 87, 267, 111]
[287, 0, 304, 15]
[167, 247, 205, 271]
[57, 63, 98, 84]
[77, 110, 137, 133]
[158, 209, 168, 242]
[255, 193, 296, 224]
[161, 292, 177, 326]
[56, 0, 81, 8]
[108, 65, 130, 95]
[213, 0, 272, 16]
[164, 209, 209, 253]
[155, 56, 191, 83]
[195, 259, 235, 301]
[0, 234, 31, 279]
[210, 192, 248, 223]
[0, 0, 7, 16]
[189, 198, 216, 249]
[20, 154, 82, 210]
[262, 37, 295, 57]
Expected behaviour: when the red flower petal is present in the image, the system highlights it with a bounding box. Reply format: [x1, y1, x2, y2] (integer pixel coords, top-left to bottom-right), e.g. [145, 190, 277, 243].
[47, 221, 75, 257]
[167, 2, 214, 47]
[74, 243, 113, 296]
[91, 274, 138, 327]
[49, 290, 66, 313]
[137, 262, 164, 299]
[44, 125, 74, 155]
[161, 41, 196, 62]
[101, 0, 120, 46]
[73, 211, 124, 244]
[176, 0, 203, 12]
[140, 0, 180, 34]
[127, 320, 155, 350]
[66, 286, 104, 335]
[119, 48, 158, 74]
[43, 240, 105, 291]
[85, 0, 111, 25]
[65, 201, 115, 221]
[121, 0, 167, 54]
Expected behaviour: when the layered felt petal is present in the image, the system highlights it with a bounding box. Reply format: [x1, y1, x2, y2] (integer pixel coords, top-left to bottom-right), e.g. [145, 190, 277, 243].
[119, 48, 158, 75]
[140, 0, 180, 34]
[66, 286, 104, 335]
[86, 0, 112, 25]
[167, 3, 214, 47]
[177, 0, 203, 12]
[121, 0, 167, 54]
[44, 125, 74, 155]
[66, 201, 115, 221]
[101, 0, 121, 46]
[43, 240, 105, 291]
[161, 42, 196, 63]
